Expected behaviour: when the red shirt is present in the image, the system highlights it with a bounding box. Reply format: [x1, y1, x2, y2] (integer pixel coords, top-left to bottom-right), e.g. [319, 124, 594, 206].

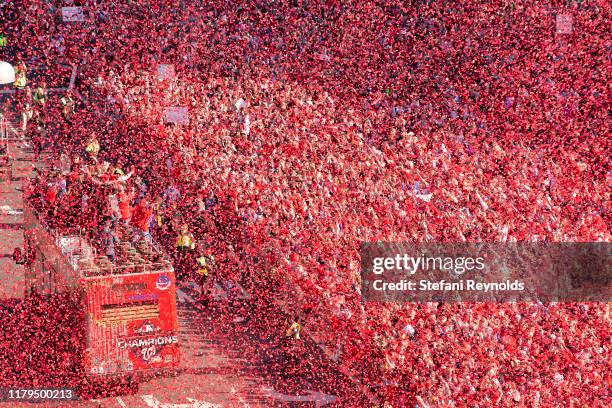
[118, 192, 132, 221]
[131, 202, 152, 232]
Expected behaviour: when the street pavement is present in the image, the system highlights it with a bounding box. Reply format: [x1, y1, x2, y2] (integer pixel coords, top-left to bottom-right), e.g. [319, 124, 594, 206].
[0, 118, 34, 299]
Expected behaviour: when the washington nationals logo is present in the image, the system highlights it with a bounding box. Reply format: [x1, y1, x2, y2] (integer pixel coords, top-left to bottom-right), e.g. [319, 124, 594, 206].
[117, 322, 177, 363]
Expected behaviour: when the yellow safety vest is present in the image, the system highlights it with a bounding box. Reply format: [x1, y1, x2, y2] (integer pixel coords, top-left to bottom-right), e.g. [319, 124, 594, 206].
[33, 88, 46, 104]
[61, 96, 73, 106]
[176, 234, 194, 249]
[14, 72, 26, 89]
[85, 140, 100, 154]
[286, 322, 302, 339]
[196, 256, 209, 276]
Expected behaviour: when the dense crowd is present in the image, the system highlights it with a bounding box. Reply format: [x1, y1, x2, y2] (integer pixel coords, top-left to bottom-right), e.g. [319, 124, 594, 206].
[2, 0, 610, 406]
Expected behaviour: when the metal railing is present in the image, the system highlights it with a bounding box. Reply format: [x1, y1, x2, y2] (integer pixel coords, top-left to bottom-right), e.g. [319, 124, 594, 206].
[24, 196, 173, 279]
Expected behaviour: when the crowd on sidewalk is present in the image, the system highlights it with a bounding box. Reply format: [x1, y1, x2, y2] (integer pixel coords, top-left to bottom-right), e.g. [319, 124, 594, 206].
[2, 1, 610, 406]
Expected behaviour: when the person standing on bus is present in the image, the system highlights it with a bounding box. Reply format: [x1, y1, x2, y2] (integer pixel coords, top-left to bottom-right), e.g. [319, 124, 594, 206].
[130, 197, 153, 244]
[285, 319, 303, 340]
[12, 245, 34, 267]
[100, 217, 119, 263]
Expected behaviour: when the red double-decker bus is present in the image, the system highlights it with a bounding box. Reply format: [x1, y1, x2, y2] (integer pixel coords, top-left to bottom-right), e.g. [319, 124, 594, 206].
[22, 200, 180, 390]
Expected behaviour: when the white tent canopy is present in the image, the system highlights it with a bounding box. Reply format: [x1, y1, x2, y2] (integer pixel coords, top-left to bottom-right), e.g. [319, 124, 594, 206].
[0, 61, 15, 85]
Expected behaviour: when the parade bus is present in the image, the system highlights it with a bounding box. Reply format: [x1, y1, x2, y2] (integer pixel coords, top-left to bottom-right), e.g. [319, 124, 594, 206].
[23, 199, 180, 387]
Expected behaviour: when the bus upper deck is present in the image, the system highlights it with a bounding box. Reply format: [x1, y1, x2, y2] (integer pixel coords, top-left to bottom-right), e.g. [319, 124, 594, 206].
[22, 195, 180, 378]
[23, 194, 174, 289]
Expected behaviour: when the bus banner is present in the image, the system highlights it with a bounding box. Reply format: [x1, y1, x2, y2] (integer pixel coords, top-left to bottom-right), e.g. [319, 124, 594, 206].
[83, 271, 179, 376]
